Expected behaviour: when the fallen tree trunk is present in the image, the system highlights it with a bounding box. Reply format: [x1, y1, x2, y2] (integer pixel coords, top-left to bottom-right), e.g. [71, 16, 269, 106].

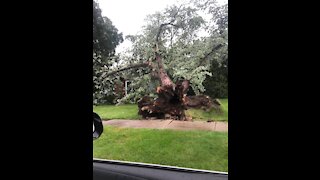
[137, 80, 189, 120]
[108, 19, 221, 120]
[136, 20, 222, 121]
[138, 91, 221, 120]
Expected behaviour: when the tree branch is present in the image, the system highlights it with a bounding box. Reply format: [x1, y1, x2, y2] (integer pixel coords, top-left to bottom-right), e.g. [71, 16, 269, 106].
[155, 4, 182, 43]
[198, 44, 223, 66]
[153, 4, 184, 89]
[105, 62, 151, 76]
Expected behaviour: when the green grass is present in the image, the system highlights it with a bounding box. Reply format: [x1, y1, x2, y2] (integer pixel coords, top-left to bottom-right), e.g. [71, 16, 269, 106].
[93, 126, 228, 172]
[186, 99, 228, 121]
[93, 104, 140, 120]
[93, 99, 228, 121]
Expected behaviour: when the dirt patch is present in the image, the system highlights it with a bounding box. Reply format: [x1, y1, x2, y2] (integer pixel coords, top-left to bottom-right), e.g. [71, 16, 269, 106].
[103, 119, 228, 132]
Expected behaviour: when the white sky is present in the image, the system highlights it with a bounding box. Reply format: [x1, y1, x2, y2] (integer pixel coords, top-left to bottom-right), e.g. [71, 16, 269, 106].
[97, 0, 227, 53]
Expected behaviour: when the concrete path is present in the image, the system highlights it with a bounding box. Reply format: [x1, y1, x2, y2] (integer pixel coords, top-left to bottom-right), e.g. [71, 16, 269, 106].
[103, 119, 228, 132]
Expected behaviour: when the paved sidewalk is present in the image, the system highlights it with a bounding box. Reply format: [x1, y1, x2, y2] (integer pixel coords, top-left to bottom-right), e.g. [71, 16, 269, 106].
[103, 119, 228, 132]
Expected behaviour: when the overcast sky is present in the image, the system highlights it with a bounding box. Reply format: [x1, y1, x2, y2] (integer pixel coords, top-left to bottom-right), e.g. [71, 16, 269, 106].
[97, 0, 227, 53]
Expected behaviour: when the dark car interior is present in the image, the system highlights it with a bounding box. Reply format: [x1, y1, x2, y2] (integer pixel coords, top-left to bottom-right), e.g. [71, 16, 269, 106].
[93, 112, 228, 180]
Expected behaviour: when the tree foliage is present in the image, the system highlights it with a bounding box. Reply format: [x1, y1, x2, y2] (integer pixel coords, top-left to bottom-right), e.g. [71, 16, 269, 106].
[93, 0, 123, 104]
[198, 0, 228, 98]
[94, 0, 228, 104]
[93, 0, 123, 57]
[116, 1, 228, 102]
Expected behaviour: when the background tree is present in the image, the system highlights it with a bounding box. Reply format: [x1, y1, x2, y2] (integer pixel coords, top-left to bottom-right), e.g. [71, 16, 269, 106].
[93, 0, 123, 104]
[200, 1, 228, 98]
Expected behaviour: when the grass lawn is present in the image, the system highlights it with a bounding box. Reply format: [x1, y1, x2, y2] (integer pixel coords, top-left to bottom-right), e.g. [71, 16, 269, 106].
[93, 126, 228, 172]
[93, 98, 228, 121]
[94, 104, 140, 120]
[185, 99, 228, 121]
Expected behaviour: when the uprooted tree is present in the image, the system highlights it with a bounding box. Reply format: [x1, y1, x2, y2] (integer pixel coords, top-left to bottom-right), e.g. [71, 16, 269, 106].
[93, 0, 228, 120]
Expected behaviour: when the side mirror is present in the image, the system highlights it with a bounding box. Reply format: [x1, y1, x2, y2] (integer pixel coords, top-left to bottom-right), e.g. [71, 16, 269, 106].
[93, 112, 103, 140]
